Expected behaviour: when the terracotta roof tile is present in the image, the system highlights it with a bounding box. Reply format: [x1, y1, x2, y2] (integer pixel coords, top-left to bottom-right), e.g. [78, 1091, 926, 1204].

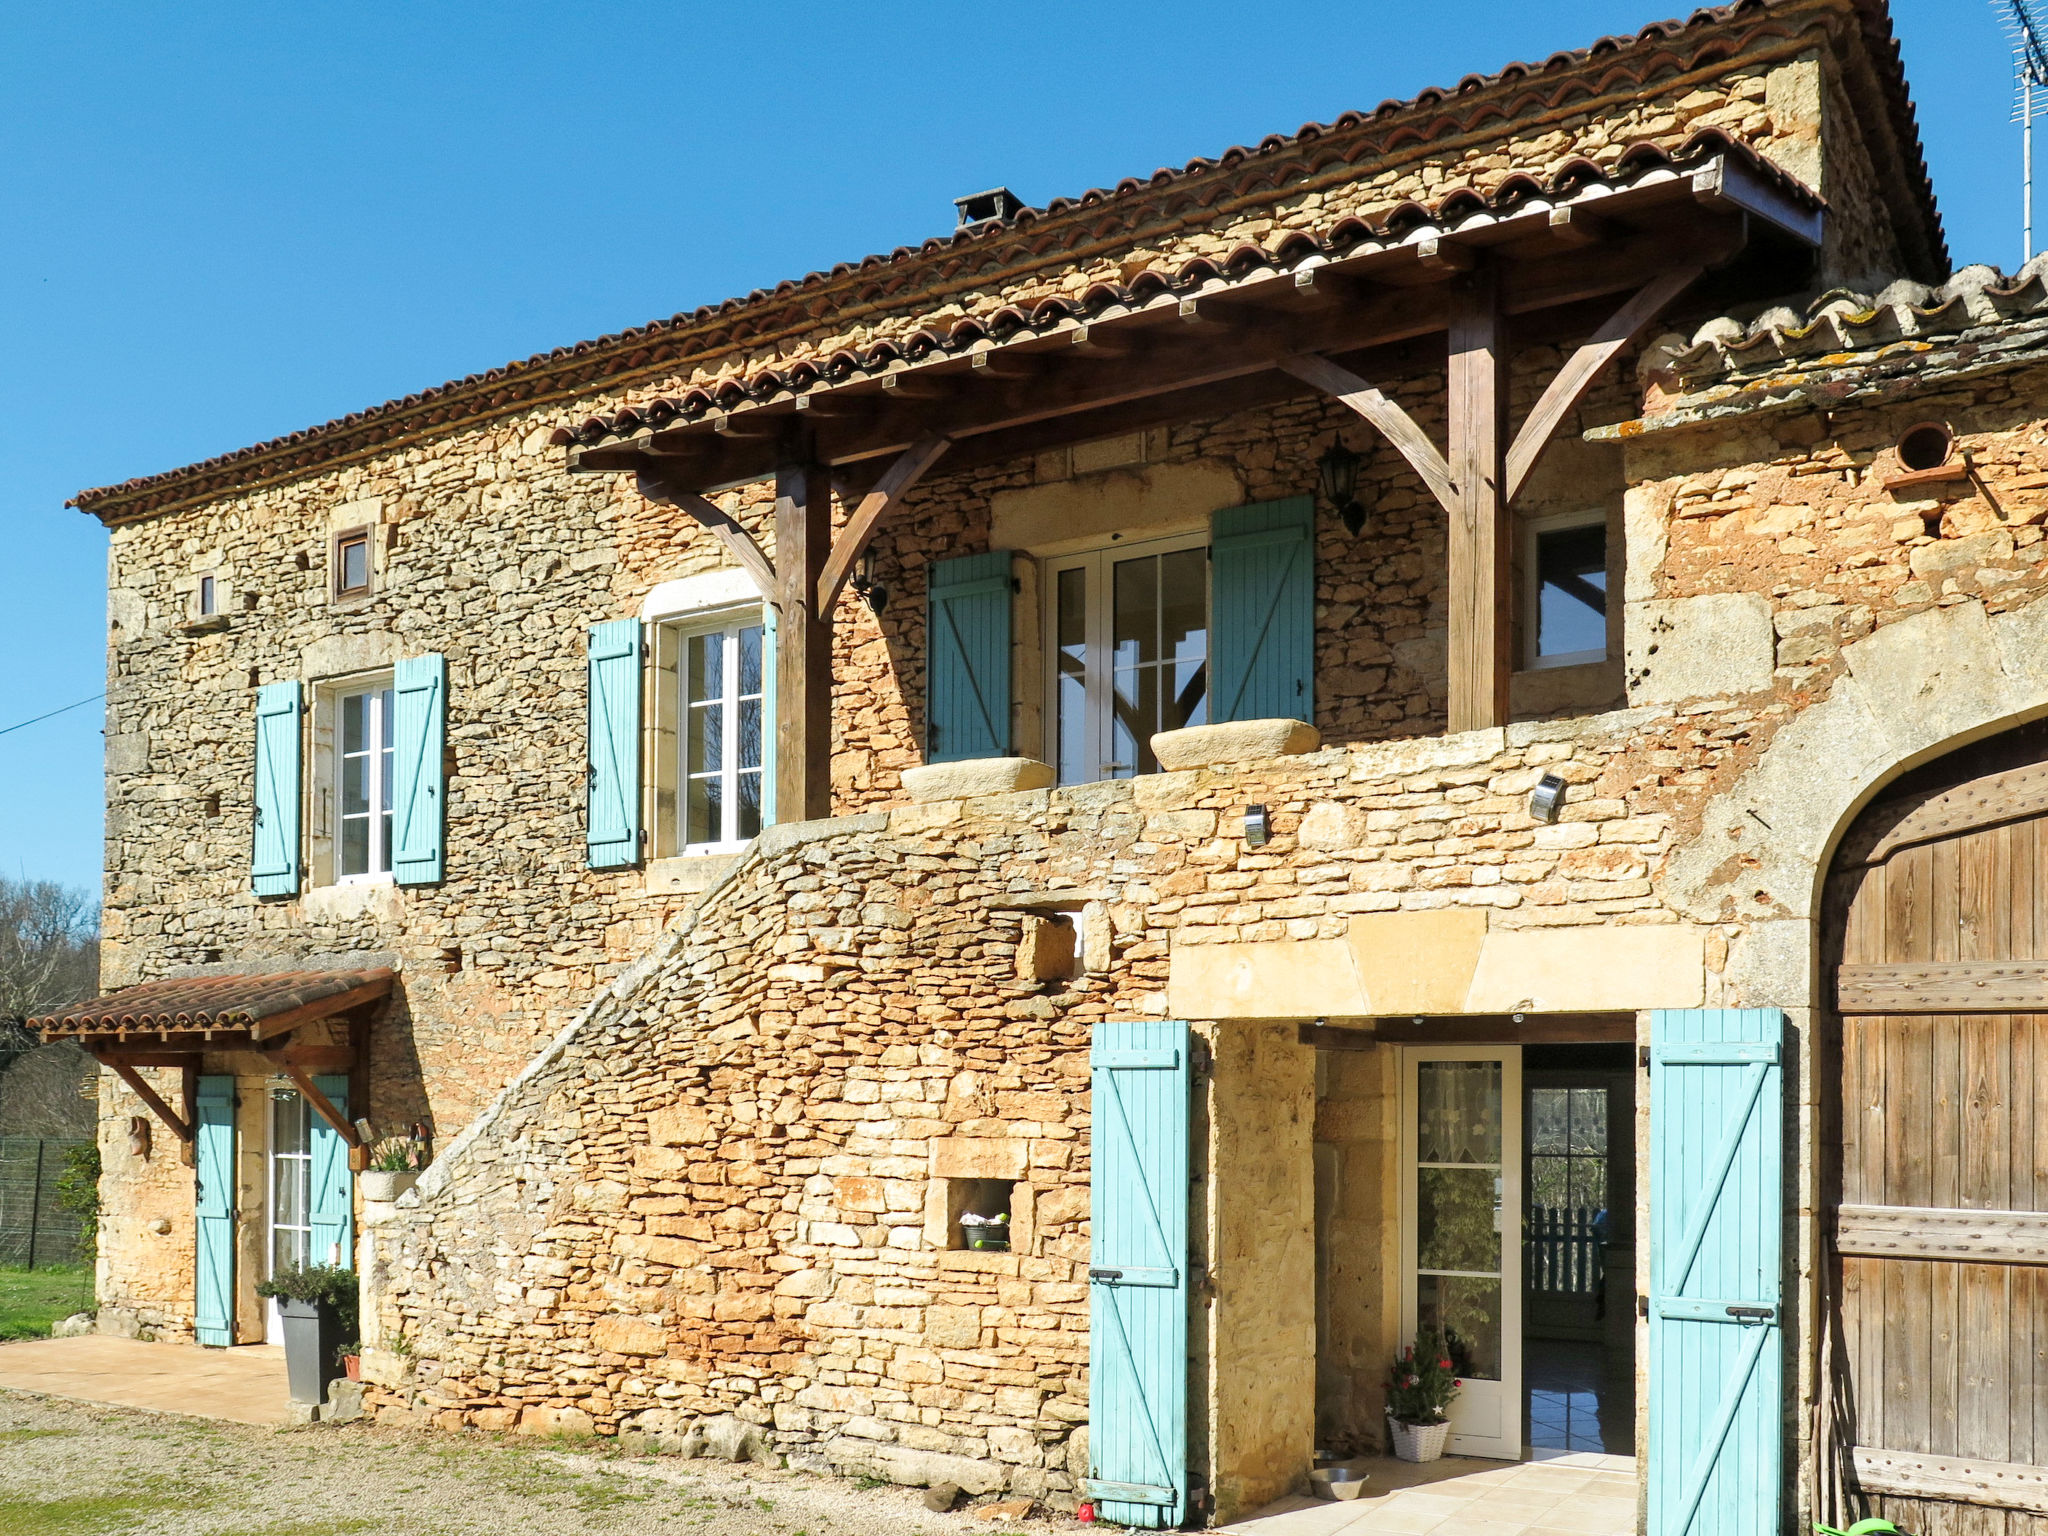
[29, 969, 395, 1036]
[559, 132, 1821, 449]
[69, 0, 1936, 523]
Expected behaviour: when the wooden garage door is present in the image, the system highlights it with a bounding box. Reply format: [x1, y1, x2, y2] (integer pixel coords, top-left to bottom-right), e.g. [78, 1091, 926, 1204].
[1828, 728, 2048, 1529]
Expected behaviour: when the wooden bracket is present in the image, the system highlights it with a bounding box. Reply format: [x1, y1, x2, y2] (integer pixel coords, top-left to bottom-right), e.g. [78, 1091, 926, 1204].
[636, 470, 779, 603]
[1503, 262, 1706, 506]
[816, 435, 952, 613]
[1280, 353, 1456, 514]
[279, 1061, 364, 1151]
[109, 1061, 193, 1145]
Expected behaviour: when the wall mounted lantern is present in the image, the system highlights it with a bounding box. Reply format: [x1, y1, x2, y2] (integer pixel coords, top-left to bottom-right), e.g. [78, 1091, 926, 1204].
[1317, 443, 1368, 536]
[852, 550, 890, 615]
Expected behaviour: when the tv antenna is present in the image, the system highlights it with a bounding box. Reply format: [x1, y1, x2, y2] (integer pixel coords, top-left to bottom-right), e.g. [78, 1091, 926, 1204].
[2001, 0, 2048, 261]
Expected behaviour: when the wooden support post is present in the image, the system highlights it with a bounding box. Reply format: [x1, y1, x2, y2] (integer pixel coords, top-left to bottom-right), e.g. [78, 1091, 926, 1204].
[1447, 271, 1509, 735]
[776, 456, 834, 822]
[181, 1063, 197, 1167]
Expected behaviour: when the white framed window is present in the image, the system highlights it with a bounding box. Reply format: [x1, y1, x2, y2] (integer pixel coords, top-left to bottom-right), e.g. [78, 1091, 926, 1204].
[1524, 512, 1609, 670]
[337, 682, 395, 879]
[678, 618, 766, 852]
[1043, 530, 1209, 784]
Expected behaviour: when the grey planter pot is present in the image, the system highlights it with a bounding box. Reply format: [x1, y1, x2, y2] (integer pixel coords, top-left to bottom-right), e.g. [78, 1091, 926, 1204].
[360, 1169, 419, 1203]
[279, 1296, 347, 1405]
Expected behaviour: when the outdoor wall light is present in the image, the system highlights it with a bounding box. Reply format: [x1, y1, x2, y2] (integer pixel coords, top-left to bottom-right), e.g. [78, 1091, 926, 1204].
[1244, 804, 1272, 847]
[1317, 442, 1368, 536]
[1529, 773, 1568, 824]
[852, 550, 890, 615]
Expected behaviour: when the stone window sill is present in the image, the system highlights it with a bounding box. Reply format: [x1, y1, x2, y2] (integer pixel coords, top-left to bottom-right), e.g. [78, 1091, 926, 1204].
[644, 852, 743, 897]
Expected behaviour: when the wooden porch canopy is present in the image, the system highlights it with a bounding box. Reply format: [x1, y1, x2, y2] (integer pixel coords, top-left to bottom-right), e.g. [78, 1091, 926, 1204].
[29, 968, 391, 1158]
[563, 131, 1824, 816]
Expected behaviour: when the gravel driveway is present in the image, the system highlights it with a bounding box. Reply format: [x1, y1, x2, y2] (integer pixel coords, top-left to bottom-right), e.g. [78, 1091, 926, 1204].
[0, 1389, 1069, 1536]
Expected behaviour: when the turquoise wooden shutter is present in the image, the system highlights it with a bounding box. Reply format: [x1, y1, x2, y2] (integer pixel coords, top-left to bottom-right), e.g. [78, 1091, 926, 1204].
[1649, 1009, 1783, 1536]
[252, 680, 302, 897]
[587, 619, 642, 868]
[1209, 497, 1314, 724]
[925, 550, 1013, 763]
[194, 1075, 235, 1346]
[306, 1075, 353, 1270]
[761, 602, 778, 826]
[1086, 1020, 1190, 1530]
[391, 653, 446, 885]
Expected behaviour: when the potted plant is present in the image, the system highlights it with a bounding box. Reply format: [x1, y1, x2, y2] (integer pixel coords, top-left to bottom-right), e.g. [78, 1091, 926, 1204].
[1384, 1326, 1460, 1463]
[360, 1137, 422, 1203]
[338, 1341, 362, 1383]
[257, 1263, 358, 1405]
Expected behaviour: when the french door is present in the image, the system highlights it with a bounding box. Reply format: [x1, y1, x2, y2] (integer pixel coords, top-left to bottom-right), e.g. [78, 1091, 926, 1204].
[1400, 1045, 1524, 1459]
[266, 1086, 314, 1340]
[1045, 533, 1208, 785]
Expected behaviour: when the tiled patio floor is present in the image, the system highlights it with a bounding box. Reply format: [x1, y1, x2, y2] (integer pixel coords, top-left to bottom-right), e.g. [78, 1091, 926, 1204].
[1226, 1453, 1637, 1536]
[0, 1335, 289, 1425]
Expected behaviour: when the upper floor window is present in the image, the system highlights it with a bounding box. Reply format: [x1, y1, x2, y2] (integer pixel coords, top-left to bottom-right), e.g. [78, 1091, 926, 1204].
[334, 528, 372, 601]
[337, 681, 395, 880]
[1527, 514, 1608, 669]
[1045, 532, 1208, 783]
[681, 619, 766, 851]
[197, 574, 216, 617]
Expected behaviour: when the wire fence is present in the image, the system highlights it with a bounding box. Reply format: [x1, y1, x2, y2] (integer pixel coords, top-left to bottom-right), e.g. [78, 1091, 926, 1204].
[0, 1137, 90, 1268]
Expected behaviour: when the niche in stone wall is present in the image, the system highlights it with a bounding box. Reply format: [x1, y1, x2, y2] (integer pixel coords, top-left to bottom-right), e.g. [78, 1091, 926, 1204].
[924, 1136, 1037, 1255]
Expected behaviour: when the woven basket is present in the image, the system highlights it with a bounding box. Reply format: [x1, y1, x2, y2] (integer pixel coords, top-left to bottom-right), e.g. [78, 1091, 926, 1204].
[1386, 1416, 1451, 1463]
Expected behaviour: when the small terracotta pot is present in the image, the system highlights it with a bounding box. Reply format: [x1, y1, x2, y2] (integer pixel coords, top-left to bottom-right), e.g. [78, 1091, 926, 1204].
[343, 1354, 362, 1383]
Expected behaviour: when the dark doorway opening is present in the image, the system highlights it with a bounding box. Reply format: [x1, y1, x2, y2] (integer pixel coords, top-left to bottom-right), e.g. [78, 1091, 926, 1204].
[1523, 1042, 1635, 1456]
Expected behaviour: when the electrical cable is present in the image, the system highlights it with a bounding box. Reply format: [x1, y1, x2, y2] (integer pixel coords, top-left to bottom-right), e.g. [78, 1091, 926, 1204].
[0, 693, 105, 740]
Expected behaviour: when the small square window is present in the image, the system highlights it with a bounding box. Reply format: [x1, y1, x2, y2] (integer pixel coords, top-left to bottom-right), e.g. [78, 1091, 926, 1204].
[1528, 518, 1608, 669]
[197, 575, 216, 616]
[334, 530, 372, 599]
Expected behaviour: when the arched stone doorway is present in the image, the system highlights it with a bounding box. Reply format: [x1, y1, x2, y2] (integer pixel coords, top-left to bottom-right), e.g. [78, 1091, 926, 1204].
[1821, 717, 2048, 1531]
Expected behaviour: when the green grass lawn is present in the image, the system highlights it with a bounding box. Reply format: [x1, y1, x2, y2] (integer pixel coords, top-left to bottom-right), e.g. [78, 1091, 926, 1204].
[0, 1266, 93, 1341]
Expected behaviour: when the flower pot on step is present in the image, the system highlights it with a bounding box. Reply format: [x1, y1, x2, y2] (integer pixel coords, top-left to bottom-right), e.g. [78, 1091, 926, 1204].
[360, 1170, 419, 1203]
[279, 1296, 348, 1405]
[1387, 1416, 1451, 1463]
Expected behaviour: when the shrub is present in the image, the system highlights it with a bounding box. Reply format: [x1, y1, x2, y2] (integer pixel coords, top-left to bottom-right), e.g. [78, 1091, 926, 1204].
[256, 1263, 358, 1338]
[53, 1141, 101, 1265]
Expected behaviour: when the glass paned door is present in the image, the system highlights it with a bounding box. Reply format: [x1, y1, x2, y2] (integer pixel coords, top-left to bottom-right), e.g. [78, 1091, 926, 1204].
[267, 1087, 313, 1340]
[1047, 535, 1208, 784]
[1401, 1046, 1523, 1459]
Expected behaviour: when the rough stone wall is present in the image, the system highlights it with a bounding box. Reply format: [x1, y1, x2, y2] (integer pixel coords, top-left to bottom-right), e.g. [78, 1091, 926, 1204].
[1312, 1047, 1399, 1457]
[356, 680, 1894, 1488]
[1621, 363, 2048, 713]
[364, 814, 1122, 1502]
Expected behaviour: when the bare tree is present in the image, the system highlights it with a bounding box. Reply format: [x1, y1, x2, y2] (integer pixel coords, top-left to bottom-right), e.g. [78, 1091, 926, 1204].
[0, 881, 99, 1121]
[0, 878, 98, 1031]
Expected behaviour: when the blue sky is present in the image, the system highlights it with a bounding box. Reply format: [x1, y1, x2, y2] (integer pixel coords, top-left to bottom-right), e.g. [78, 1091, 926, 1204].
[0, 0, 2019, 896]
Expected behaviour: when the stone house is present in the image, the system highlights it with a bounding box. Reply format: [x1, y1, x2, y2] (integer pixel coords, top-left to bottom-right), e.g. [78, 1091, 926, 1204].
[33, 0, 2048, 1530]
